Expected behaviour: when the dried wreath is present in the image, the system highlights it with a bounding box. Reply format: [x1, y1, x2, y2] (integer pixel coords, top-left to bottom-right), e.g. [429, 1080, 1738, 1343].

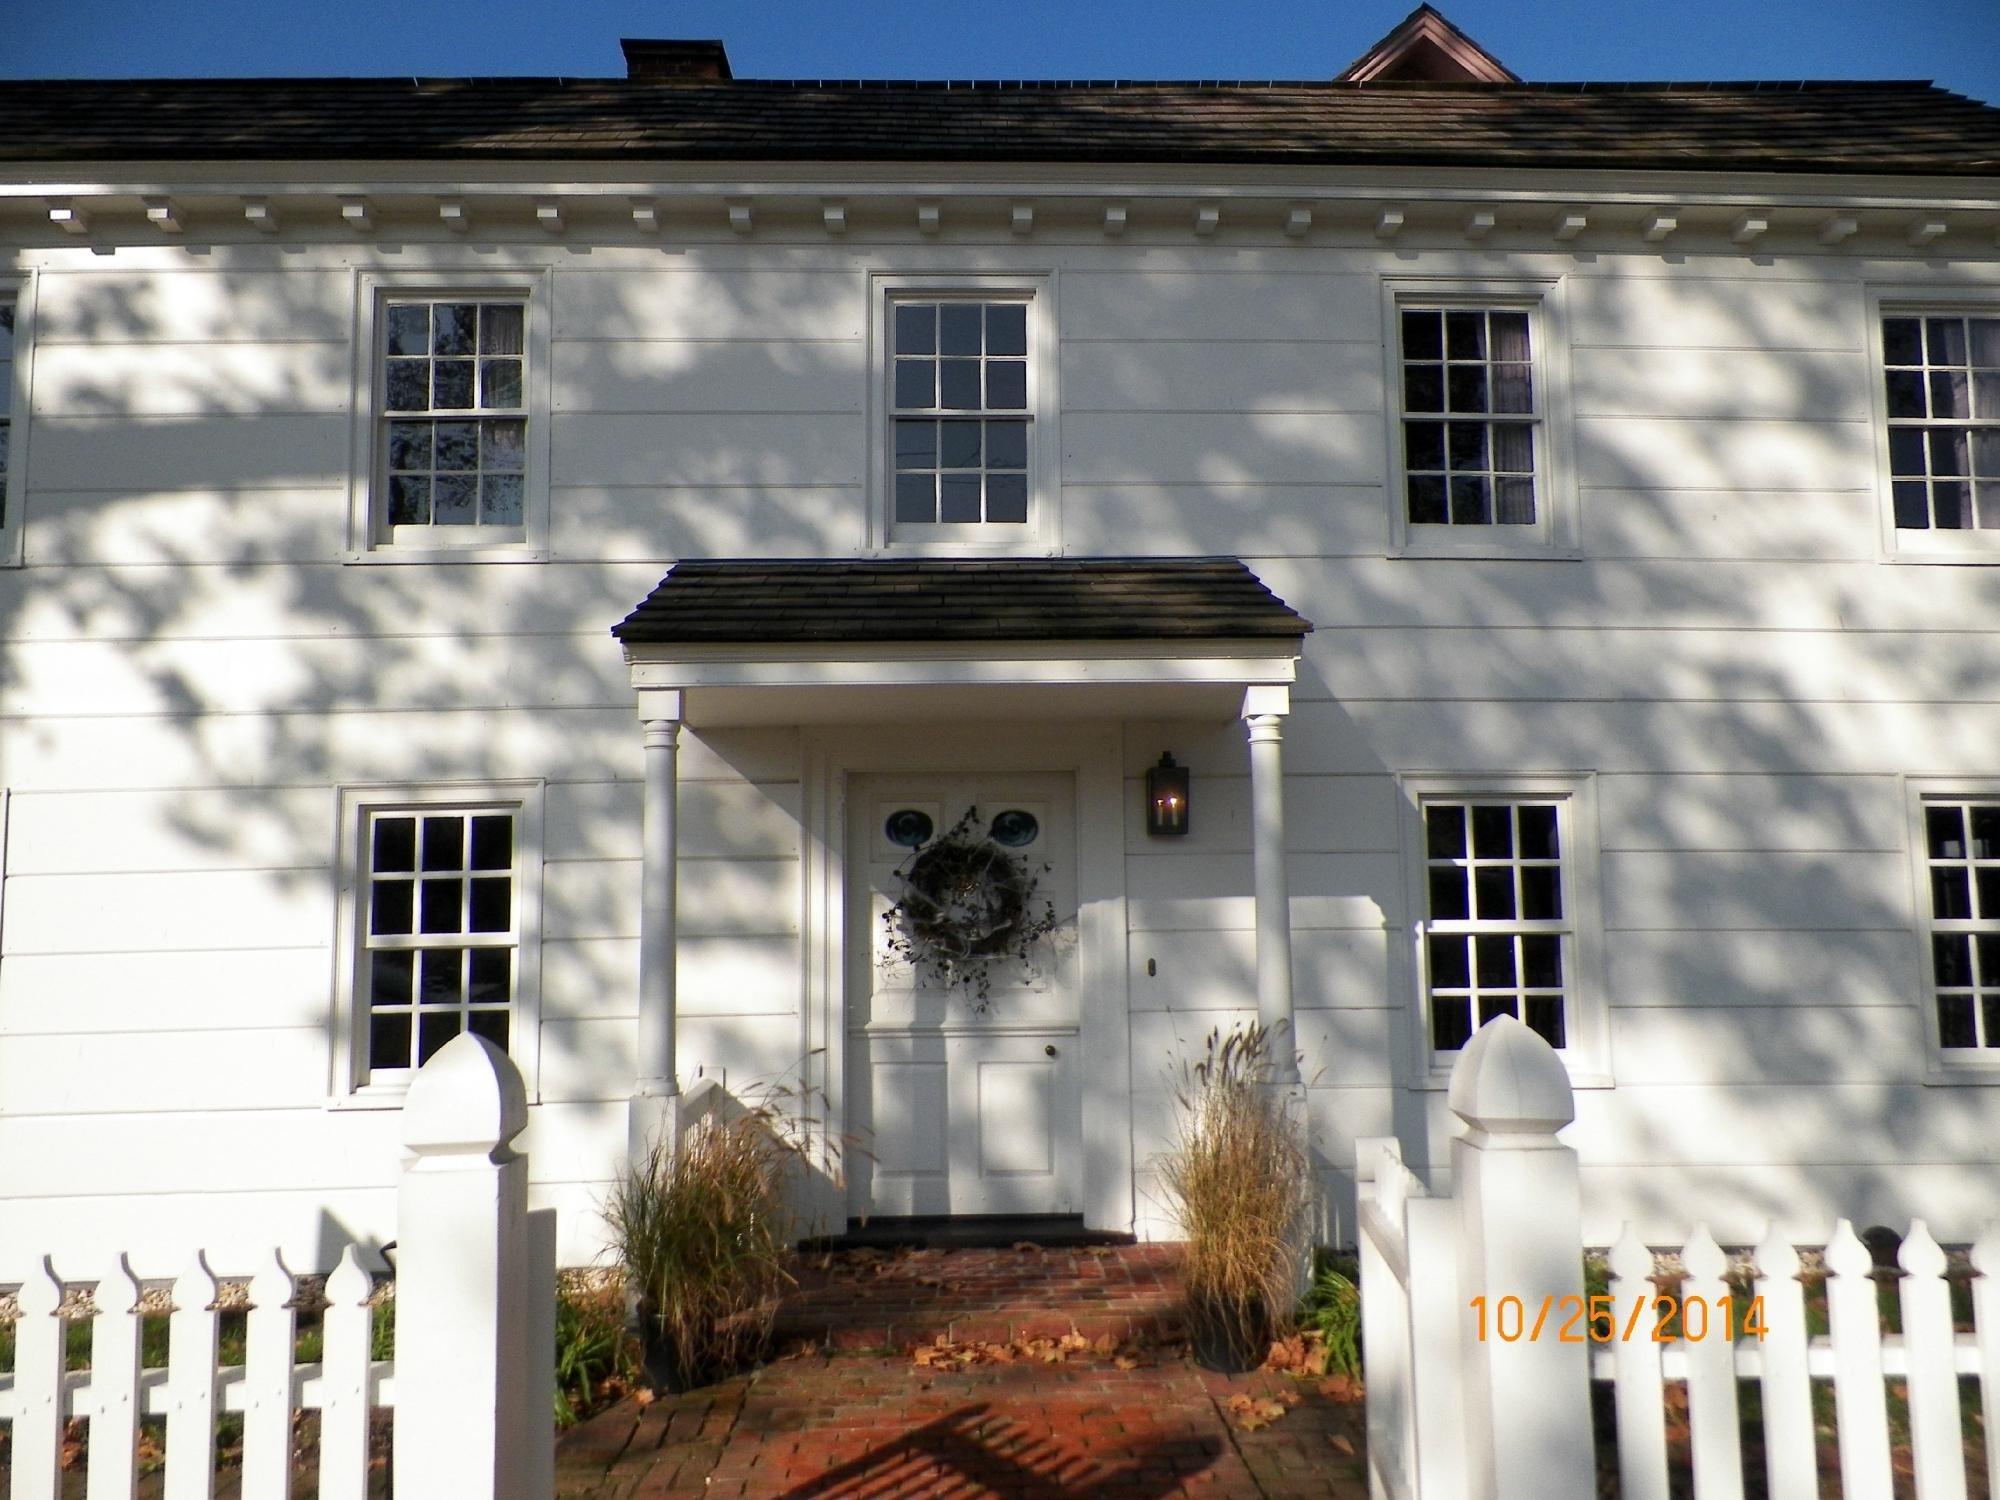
[882, 807, 1061, 1009]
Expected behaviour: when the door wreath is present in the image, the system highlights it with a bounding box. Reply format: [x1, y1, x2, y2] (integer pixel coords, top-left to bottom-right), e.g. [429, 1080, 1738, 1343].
[882, 806, 1061, 1009]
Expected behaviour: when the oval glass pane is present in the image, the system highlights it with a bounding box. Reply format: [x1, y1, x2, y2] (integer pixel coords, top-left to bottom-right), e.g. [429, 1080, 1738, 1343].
[989, 809, 1039, 847]
[884, 809, 934, 848]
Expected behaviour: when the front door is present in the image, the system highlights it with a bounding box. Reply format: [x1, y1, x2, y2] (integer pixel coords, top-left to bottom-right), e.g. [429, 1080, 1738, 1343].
[845, 773, 1081, 1218]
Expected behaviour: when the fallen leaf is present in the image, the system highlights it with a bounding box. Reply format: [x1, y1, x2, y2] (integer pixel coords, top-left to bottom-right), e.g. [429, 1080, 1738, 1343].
[1013, 1242, 1044, 1254]
[1329, 1435, 1357, 1457]
[1114, 1355, 1141, 1370]
[1092, 1333, 1118, 1355]
[632, 1387, 657, 1408]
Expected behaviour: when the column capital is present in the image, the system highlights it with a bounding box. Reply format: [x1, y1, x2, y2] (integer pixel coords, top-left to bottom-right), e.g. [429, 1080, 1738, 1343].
[1241, 683, 1290, 720]
[642, 718, 682, 750]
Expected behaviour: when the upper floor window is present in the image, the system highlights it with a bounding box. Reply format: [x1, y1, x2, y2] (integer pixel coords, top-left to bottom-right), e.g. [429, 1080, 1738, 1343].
[1383, 279, 1574, 558]
[1399, 306, 1538, 528]
[1882, 313, 2000, 536]
[872, 274, 1057, 552]
[347, 272, 552, 562]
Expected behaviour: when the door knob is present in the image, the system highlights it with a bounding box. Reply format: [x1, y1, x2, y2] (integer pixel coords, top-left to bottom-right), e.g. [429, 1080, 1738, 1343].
[1045, 1044, 1057, 1057]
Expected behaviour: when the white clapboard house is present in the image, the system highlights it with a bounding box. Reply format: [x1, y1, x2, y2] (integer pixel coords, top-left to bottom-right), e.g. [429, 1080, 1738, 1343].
[4, 7, 2000, 1268]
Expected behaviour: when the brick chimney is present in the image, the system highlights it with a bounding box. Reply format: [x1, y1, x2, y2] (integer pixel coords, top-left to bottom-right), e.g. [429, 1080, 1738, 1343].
[620, 39, 733, 81]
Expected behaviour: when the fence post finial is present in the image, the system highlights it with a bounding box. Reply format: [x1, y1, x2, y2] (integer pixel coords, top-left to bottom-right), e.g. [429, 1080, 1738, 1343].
[1448, 1012, 1575, 1141]
[401, 1032, 528, 1160]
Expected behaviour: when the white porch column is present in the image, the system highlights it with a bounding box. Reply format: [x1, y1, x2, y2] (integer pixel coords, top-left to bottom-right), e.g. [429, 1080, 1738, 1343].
[1243, 685, 1300, 1084]
[631, 693, 682, 1159]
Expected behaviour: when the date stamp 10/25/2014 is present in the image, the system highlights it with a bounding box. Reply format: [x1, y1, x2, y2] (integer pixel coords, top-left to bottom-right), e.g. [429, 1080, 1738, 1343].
[1470, 1294, 1768, 1344]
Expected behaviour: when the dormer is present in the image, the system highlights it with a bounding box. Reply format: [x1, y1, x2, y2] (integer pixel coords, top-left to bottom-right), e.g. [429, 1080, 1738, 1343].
[1337, 4, 1518, 83]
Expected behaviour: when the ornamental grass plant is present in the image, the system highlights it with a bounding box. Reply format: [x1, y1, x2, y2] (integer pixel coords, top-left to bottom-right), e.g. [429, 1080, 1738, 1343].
[1159, 1024, 1312, 1371]
[602, 1095, 805, 1392]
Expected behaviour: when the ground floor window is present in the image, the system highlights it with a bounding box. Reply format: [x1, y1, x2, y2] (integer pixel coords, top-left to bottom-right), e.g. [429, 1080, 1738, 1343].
[1916, 795, 2000, 1051]
[336, 782, 544, 1095]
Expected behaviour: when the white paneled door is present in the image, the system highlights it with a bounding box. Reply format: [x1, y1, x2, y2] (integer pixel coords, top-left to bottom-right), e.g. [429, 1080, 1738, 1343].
[846, 774, 1080, 1217]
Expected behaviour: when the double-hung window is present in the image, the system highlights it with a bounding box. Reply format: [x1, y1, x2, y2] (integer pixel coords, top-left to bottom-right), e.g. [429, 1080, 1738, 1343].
[1880, 311, 2000, 544]
[348, 272, 551, 560]
[873, 275, 1055, 550]
[1909, 785, 2000, 1072]
[1384, 279, 1573, 555]
[334, 783, 544, 1098]
[1402, 774, 1608, 1082]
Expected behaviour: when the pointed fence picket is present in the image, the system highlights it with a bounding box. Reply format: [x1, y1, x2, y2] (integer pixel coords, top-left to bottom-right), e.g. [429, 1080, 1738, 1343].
[0, 1034, 554, 1500]
[1360, 1018, 2000, 1500]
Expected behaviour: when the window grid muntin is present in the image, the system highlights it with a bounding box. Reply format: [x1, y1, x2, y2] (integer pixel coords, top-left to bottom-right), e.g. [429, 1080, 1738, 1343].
[1921, 798, 2000, 1049]
[1883, 314, 2000, 532]
[1400, 305, 1539, 528]
[361, 807, 517, 1079]
[380, 299, 528, 532]
[1423, 799, 1569, 1052]
[889, 297, 1032, 526]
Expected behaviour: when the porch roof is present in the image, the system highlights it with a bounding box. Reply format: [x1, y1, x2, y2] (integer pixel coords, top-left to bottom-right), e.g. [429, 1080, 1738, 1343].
[613, 558, 1311, 727]
[611, 557, 1313, 645]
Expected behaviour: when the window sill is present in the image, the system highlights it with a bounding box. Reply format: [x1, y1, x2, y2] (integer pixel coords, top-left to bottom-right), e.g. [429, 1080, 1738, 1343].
[1412, 1065, 1613, 1091]
[344, 545, 549, 566]
[1392, 536, 1581, 563]
[326, 1082, 541, 1109]
[1921, 1064, 2000, 1086]
[1885, 543, 2000, 566]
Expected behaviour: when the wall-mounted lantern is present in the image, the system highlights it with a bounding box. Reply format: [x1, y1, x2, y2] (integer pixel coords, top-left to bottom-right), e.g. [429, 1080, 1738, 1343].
[1146, 753, 1191, 836]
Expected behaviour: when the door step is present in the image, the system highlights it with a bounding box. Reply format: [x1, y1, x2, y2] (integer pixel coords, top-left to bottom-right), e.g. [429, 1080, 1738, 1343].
[800, 1214, 1135, 1252]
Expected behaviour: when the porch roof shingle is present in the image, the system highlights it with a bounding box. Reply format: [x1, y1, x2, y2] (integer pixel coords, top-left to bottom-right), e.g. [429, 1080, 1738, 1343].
[610, 558, 1314, 646]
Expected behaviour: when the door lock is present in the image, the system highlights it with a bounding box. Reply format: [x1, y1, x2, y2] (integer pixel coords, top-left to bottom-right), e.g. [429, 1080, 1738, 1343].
[1044, 1044, 1058, 1057]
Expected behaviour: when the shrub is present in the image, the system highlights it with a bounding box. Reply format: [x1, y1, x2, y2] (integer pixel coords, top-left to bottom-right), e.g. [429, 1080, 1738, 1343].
[1299, 1254, 1361, 1380]
[553, 1276, 637, 1426]
[602, 1095, 805, 1391]
[1159, 1024, 1311, 1370]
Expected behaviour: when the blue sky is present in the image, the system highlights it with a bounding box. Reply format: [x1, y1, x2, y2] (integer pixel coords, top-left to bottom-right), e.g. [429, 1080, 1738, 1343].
[11, 0, 2000, 105]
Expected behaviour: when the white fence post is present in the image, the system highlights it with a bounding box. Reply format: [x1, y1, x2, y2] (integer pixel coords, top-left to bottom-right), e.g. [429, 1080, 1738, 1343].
[10, 1258, 64, 1500]
[1751, 1225, 1817, 1500]
[1825, 1219, 1893, 1495]
[1606, 1224, 1668, 1500]
[393, 1032, 542, 1500]
[1898, 1221, 1968, 1500]
[87, 1255, 143, 1500]
[164, 1252, 220, 1500]
[1447, 1015, 1594, 1500]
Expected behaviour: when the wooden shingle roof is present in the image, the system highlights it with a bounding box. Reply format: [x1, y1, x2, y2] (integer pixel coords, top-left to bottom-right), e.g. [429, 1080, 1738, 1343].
[3, 77, 1999, 176]
[611, 559, 1314, 646]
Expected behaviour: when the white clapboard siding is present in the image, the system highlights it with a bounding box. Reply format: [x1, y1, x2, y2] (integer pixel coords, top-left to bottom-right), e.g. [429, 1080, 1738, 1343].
[1062, 410, 1386, 485]
[551, 337, 864, 414]
[1603, 849, 1910, 934]
[1061, 339, 1382, 415]
[1126, 927, 1390, 1013]
[544, 778, 801, 862]
[0, 869, 329, 955]
[1571, 1084, 1999, 1165]
[550, 412, 864, 487]
[550, 483, 862, 560]
[1063, 481, 1391, 559]
[0, 949, 330, 1034]
[541, 854, 799, 941]
[1129, 1007, 1391, 1087]
[1582, 487, 1882, 563]
[1060, 267, 1378, 343]
[1, 787, 334, 874]
[21, 486, 350, 567]
[1570, 345, 1873, 422]
[1574, 1166, 2000, 1247]
[1597, 772, 1905, 853]
[31, 341, 352, 417]
[551, 267, 867, 341]
[1118, 773, 1399, 857]
[1605, 1006, 1923, 1085]
[539, 933, 800, 1023]
[32, 266, 353, 344]
[1566, 271, 1868, 352]
[0, 1029, 329, 1114]
[29, 414, 349, 491]
[1607, 926, 1912, 1008]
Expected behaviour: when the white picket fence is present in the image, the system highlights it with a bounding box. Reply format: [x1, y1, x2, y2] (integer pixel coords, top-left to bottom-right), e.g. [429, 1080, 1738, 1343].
[1359, 1014, 1998, 1500]
[0, 1034, 556, 1500]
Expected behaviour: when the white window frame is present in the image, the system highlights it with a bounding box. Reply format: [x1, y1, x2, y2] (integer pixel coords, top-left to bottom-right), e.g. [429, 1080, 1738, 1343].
[1396, 772, 1610, 1087]
[1869, 288, 2000, 564]
[867, 270, 1060, 555]
[1381, 276, 1577, 559]
[345, 269, 553, 563]
[328, 780, 545, 1104]
[0, 272, 38, 569]
[1904, 776, 2000, 1081]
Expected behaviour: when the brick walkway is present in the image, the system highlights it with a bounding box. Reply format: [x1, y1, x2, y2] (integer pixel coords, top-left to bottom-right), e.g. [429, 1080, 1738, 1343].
[555, 1245, 1368, 1499]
